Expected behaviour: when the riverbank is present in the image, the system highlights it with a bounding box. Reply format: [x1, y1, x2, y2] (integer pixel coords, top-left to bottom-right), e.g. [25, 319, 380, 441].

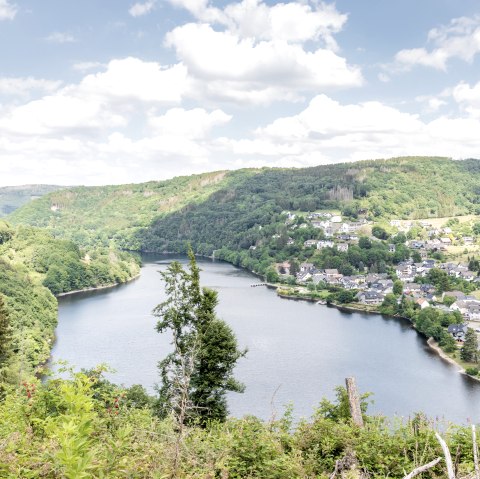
[272, 285, 480, 381]
[56, 273, 141, 297]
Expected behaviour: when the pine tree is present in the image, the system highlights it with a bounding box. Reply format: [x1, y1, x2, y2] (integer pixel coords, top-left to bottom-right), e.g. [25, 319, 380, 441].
[461, 328, 478, 363]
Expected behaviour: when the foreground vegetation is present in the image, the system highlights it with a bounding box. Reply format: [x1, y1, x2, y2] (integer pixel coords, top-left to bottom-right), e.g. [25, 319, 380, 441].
[0, 368, 478, 479]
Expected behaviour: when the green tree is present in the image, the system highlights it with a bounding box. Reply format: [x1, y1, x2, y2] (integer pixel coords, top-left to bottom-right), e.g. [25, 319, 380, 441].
[461, 328, 478, 363]
[154, 249, 245, 426]
[372, 225, 389, 240]
[393, 280, 403, 296]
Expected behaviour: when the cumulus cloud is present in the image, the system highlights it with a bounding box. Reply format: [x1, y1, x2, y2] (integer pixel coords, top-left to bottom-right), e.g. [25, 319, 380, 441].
[72, 61, 105, 72]
[166, 23, 362, 104]
[0, 77, 61, 97]
[46, 32, 76, 43]
[452, 81, 480, 117]
[129, 0, 156, 17]
[0, 58, 189, 137]
[164, 0, 361, 104]
[0, 0, 17, 20]
[148, 107, 231, 139]
[216, 95, 480, 167]
[394, 15, 480, 70]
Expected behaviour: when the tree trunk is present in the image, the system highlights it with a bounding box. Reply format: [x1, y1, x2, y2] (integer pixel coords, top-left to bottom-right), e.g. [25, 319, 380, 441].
[345, 377, 364, 428]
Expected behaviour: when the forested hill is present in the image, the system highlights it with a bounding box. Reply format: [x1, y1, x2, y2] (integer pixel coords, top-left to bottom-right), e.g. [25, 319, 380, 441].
[0, 184, 63, 217]
[7, 170, 252, 248]
[8, 157, 480, 253]
[0, 221, 140, 378]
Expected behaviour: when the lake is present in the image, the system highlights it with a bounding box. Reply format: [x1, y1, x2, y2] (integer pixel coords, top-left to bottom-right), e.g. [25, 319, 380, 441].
[52, 254, 480, 423]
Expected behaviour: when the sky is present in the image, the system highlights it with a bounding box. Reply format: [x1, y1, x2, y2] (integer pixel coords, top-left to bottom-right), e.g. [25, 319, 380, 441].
[1, 0, 480, 186]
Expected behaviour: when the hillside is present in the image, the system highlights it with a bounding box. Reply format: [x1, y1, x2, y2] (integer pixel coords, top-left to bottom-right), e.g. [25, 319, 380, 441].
[8, 157, 480, 254]
[8, 170, 252, 248]
[0, 185, 63, 217]
[0, 221, 140, 377]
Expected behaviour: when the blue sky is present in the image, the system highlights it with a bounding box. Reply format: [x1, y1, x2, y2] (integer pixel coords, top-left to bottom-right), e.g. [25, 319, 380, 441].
[1, 0, 480, 185]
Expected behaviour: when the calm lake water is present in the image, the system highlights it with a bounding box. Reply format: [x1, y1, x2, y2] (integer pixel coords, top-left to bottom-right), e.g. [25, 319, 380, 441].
[52, 254, 480, 423]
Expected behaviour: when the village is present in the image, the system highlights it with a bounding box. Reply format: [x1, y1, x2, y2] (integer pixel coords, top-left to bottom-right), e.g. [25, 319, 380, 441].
[273, 211, 480, 342]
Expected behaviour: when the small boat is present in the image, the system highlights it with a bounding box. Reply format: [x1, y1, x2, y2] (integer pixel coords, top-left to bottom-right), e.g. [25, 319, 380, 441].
[316, 300, 327, 305]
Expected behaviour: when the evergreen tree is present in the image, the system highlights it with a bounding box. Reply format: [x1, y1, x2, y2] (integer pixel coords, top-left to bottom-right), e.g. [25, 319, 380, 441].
[461, 328, 478, 363]
[154, 248, 245, 425]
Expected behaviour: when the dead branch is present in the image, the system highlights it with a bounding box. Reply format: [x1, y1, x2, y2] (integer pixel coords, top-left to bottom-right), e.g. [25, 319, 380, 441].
[473, 425, 479, 479]
[402, 457, 441, 479]
[435, 432, 455, 479]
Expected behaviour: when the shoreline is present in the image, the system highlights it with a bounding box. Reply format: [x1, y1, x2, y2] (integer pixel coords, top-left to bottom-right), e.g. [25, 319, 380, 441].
[272, 286, 480, 380]
[55, 273, 141, 297]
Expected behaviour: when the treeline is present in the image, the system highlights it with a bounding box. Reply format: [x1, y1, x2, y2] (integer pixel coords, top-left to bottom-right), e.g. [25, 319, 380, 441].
[7, 157, 480, 254]
[0, 221, 140, 378]
[0, 369, 478, 478]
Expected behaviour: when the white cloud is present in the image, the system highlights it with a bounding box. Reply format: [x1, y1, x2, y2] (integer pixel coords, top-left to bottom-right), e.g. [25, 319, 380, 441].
[452, 81, 480, 117]
[394, 15, 480, 70]
[0, 77, 61, 97]
[129, 0, 156, 17]
[163, 0, 360, 104]
[0, 58, 189, 137]
[0, 0, 17, 20]
[166, 23, 362, 104]
[216, 95, 480, 167]
[72, 61, 105, 72]
[148, 107, 231, 139]
[46, 32, 76, 43]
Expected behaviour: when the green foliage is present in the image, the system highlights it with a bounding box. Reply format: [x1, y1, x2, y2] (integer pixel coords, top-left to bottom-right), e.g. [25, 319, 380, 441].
[461, 328, 479, 363]
[392, 280, 403, 295]
[372, 225, 389, 240]
[0, 225, 140, 379]
[2, 373, 477, 478]
[154, 249, 245, 424]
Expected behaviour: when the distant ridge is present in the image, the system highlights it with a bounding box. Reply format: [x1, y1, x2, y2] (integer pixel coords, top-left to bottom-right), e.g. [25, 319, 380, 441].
[7, 156, 480, 253]
[0, 184, 64, 217]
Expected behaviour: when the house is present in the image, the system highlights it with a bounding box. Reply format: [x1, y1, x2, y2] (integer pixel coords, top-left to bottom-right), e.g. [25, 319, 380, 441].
[467, 307, 480, 321]
[404, 283, 421, 295]
[324, 269, 343, 283]
[296, 272, 312, 283]
[286, 237, 295, 245]
[450, 300, 470, 316]
[304, 239, 318, 248]
[388, 244, 396, 253]
[443, 291, 467, 301]
[336, 243, 349, 252]
[463, 236, 474, 244]
[300, 262, 315, 273]
[416, 298, 430, 309]
[331, 215, 342, 223]
[447, 324, 468, 340]
[312, 273, 327, 285]
[277, 261, 291, 275]
[317, 240, 335, 249]
[356, 290, 385, 305]
[440, 237, 452, 245]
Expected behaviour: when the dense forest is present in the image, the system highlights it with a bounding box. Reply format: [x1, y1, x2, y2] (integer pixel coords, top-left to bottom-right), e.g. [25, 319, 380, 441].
[0, 221, 140, 378]
[8, 170, 252, 249]
[0, 185, 63, 217]
[8, 157, 480, 254]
